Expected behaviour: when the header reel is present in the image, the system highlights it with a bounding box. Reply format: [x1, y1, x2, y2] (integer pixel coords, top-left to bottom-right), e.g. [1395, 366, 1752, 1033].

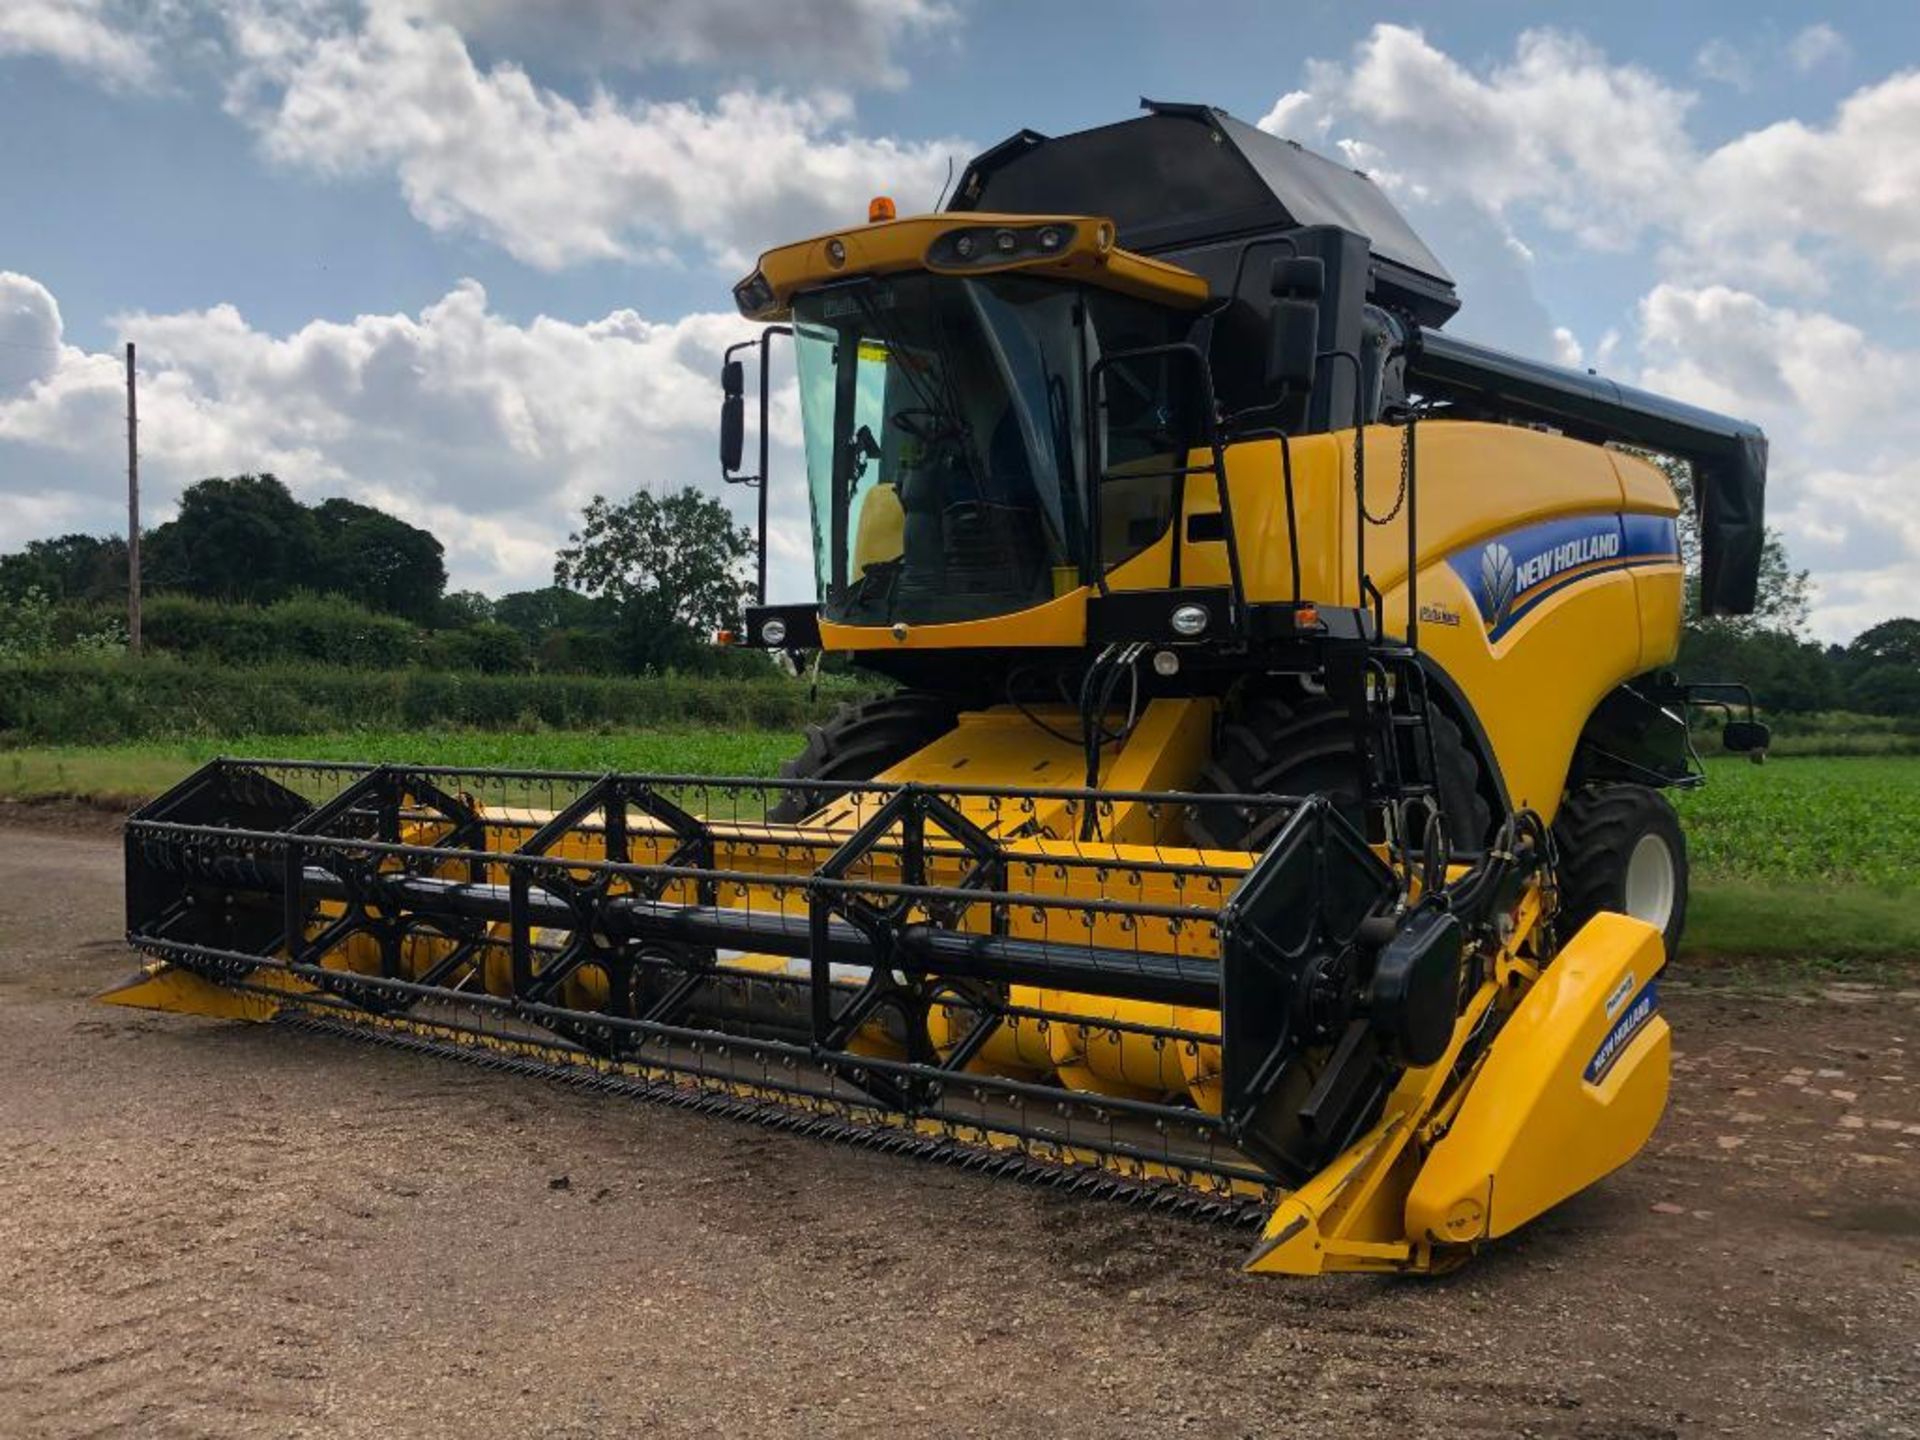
[113, 754, 1597, 1267]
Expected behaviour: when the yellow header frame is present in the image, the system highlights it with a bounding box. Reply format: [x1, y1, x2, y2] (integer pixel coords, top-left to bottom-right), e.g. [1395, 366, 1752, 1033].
[733, 212, 1212, 320]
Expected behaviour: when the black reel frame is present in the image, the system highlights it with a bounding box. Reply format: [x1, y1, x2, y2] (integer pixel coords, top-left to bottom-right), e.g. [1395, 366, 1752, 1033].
[118, 758, 1519, 1208]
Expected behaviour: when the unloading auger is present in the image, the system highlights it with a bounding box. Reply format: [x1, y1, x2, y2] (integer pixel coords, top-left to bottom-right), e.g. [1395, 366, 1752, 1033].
[109, 102, 1773, 1274]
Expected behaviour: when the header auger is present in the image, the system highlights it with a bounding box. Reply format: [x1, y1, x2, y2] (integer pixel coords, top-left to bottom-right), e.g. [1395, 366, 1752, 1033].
[110, 102, 1771, 1274]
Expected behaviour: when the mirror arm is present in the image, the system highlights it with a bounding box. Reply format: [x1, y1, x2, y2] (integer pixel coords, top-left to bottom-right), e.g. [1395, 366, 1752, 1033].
[720, 326, 792, 607]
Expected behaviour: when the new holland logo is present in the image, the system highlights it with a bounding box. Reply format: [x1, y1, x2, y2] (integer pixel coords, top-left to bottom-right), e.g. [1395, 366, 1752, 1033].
[1481, 542, 1518, 626]
[1457, 518, 1638, 635]
[1450, 514, 1676, 638]
[1514, 530, 1621, 592]
[1584, 980, 1659, 1086]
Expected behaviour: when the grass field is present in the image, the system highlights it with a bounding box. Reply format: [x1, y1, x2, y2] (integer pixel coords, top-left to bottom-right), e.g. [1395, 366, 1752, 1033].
[1673, 755, 1920, 887]
[0, 729, 805, 808]
[2, 733, 1915, 962]
[1671, 754, 1920, 962]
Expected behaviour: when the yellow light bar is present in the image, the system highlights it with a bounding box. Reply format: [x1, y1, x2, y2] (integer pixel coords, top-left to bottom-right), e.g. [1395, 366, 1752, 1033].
[732, 212, 1211, 321]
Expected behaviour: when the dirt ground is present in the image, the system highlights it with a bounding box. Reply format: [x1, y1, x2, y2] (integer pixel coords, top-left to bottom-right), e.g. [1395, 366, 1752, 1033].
[0, 822, 1915, 1439]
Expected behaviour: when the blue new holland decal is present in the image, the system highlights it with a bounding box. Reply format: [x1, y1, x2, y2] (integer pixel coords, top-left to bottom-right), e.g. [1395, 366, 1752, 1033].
[1450, 513, 1679, 640]
[1584, 978, 1659, 1086]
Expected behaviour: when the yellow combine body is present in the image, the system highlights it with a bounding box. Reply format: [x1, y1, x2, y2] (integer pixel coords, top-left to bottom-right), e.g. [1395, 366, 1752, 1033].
[111, 103, 1767, 1274]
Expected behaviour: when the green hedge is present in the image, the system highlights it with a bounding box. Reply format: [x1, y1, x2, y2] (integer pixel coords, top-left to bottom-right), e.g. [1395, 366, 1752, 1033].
[142, 593, 419, 668]
[1691, 708, 1920, 756]
[420, 622, 532, 674]
[0, 656, 874, 743]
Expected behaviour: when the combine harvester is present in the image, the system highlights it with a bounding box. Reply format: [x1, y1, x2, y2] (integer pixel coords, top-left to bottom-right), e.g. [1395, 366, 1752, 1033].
[110, 104, 1772, 1274]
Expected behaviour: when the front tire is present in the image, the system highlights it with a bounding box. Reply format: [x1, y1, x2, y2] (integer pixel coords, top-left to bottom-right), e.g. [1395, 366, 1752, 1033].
[1186, 691, 1492, 853]
[765, 692, 958, 823]
[1181, 688, 1493, 1180]
[1553, 784, 1689, 959]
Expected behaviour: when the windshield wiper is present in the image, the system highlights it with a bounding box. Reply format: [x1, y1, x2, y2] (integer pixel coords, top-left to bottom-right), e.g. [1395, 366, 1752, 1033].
[852, 287, 967, 445]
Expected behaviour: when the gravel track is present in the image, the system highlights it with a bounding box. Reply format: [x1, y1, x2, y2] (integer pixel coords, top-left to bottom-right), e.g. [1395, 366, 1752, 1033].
[0, 824, 1915, 1438]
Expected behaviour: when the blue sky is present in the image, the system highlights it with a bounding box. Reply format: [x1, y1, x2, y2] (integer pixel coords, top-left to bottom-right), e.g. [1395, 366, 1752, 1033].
[1, 1, 1916, 638]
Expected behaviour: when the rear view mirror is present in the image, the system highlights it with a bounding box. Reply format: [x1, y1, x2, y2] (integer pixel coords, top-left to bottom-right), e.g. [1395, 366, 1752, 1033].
[1267, 299, 1320, 391]
[1272, 256, 1325, 300]
[1266, 256, 1325, 392]
[1722, 719, 1771, 755]
[719, 359, 746, 473]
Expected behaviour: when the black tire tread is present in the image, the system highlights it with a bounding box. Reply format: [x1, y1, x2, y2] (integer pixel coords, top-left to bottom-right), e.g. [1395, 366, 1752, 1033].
[1188, 693, 1491, 853]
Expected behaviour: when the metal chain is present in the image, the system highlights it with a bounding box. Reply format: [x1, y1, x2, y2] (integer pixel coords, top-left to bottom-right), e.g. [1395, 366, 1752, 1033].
[1362, 413, 1413, 527]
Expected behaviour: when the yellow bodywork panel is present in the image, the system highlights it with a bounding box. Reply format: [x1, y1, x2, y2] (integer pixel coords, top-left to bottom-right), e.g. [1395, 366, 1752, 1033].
[740, 211, 1211, 320]
[1172, 425, 1679, 806]
[1245, 900, 1669, 1275]
[1405, 912, 1670, 1244]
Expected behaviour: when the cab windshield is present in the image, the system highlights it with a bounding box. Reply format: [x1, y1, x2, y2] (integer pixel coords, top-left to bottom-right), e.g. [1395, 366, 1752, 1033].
[792, 273, 1190, 627]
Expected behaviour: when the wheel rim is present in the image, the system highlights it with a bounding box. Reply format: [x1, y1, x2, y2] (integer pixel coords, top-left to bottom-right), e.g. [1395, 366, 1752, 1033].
[1623, 832, 1677, 933]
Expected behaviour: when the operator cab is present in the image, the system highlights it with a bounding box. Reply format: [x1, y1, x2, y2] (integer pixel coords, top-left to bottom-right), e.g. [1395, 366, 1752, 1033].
[791, 272, 1192, 627]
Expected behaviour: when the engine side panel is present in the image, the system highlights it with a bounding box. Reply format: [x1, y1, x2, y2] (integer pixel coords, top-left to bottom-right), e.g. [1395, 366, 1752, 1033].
[1178, 423, 1684, 821]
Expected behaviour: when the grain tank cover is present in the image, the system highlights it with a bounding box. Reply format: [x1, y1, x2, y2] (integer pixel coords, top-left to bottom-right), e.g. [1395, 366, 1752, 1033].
[950, 100, 1460, 326]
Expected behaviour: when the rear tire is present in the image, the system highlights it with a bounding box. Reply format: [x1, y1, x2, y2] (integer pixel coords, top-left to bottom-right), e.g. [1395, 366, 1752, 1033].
[765, 692, 958, 823]
[1553, 784, 1689, 959]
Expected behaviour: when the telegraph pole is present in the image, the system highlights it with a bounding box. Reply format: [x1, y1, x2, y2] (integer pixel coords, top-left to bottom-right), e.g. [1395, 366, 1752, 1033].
[126, 341, 141, 656]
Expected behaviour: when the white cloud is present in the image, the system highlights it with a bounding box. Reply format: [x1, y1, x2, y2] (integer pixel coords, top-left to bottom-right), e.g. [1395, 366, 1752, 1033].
[0, 272, 818, 598]
[1258, 25, 1920, 291]
[0, 273, 67, 397]
[1695, 38, 1754, 92]
[1691, 71, 1920, 284]
[1696, 27, 1851, 92]
[1636, 283, 1920, 640]
[1637, 285, 1910, 444]
[1257, 25, 1698, 252]
[1252, 26, 1920, 634]
[221, 3, 967, 271]
[1788, 23, 1850, 73]
[410, 0, 957, 89]
[1, 2, 971, 273]
[0, 0, 163, 89]
[1257, 88, 1328, 141]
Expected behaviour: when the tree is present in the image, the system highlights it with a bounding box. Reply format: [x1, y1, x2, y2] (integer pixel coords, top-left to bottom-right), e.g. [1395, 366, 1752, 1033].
[494, 585, 610, 639]
[1678, 625, 1838, 713]
[143, 474, 319, 604]
[0, 533, 127, 603]
[311, 498, 447, 622]
[1838, 618, 1920, 717]
[554, 486, 752, 671]
[1847, 664, 1920, 717]
[1844, 618, 1920, 671]
[435, 590, 497, 629]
